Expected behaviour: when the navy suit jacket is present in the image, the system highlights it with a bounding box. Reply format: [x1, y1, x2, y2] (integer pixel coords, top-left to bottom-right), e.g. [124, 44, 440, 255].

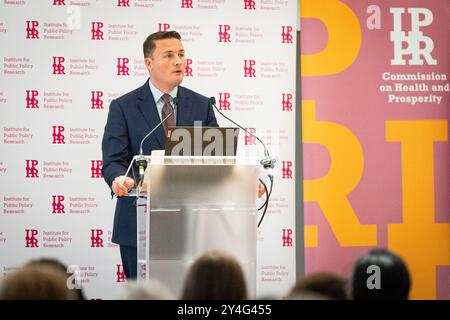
[102, 80, 218, 247]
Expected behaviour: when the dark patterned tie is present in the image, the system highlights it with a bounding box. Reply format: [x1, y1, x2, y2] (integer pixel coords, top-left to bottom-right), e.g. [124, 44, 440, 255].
[161, 94, 175, 137]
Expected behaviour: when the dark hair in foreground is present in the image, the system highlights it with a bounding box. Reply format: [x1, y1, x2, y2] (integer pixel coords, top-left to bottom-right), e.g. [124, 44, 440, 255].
[143, 30, 182, 58]
[25, 258, 86, 300]
[181, 250, 247, 300]
[289, 272, 348, 300]
[351, 248, 411, 300]
[0, 264, 76, 300]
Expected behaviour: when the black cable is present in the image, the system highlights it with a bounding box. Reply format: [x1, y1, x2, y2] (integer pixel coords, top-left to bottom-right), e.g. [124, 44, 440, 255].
[258, 178, 268, 211]
[257, 176, 273, 210]
[257, 187, 269, 228]
[258, 179, 268, 211]
[257, 175, 273, 228]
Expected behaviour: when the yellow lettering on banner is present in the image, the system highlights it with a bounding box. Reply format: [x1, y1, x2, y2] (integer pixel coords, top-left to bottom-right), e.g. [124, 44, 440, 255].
[386, 120, 450, 300]
[300, 0, 361, 76]
[303, 100, 377, 247]
[304, 225, 318, 247]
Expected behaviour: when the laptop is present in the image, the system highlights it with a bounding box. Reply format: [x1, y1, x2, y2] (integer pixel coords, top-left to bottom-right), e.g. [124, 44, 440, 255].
[165, 127, 239, 156]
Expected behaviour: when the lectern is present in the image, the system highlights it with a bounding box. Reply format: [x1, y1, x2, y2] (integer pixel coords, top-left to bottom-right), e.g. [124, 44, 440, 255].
[126, 153, 259, 298]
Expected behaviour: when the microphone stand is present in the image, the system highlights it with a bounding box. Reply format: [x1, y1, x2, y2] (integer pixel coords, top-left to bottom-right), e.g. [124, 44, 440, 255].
[210, 97, 275, 228]
[137, 97, 178, 187]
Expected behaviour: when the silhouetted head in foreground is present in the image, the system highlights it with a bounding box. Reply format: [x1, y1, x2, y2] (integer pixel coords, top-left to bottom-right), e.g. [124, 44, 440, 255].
[289, 272, 347, 300]
[351, 248, 411, 300]
[25, 258, 86, 300]
[119, 279, 174, 300]
[0, 264, 76, 300]
[181, 250, 247, 300]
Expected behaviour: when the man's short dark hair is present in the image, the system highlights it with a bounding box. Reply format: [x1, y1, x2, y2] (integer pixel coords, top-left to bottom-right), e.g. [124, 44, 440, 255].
[143, 31, 182, 58]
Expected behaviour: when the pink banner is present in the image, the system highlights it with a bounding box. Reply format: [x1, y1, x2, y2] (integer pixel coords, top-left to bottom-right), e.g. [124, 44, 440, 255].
[301, 0, 449, 299]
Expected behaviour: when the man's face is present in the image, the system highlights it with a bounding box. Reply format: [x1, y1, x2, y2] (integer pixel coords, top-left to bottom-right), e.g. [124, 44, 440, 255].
[145, 38, 185, 92]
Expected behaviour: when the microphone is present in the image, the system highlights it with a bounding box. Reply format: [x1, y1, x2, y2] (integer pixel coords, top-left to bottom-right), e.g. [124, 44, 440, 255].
[209, 97, 276, 170]
[137, 96, 178, 182]
[210, 96, 275, 229]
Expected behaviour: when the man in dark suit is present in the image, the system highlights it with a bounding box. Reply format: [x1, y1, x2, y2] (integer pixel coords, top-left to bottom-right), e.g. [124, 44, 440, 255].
[101, 31, 218, 279]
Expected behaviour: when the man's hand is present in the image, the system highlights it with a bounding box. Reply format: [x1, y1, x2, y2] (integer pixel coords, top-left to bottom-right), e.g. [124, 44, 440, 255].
[112, 176, 135, 197]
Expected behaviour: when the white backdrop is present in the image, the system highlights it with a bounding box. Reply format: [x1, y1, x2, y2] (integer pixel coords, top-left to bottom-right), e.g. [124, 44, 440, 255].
[0, 0, 297, 299]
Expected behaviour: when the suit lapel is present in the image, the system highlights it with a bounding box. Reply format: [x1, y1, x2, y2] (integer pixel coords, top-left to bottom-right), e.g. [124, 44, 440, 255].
[176, 86, 194, 126]
[137, 80, 165, 149]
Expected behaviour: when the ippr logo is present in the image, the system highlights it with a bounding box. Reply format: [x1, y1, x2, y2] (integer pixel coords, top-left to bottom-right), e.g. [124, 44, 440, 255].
[91, 91, 104, 109]
[52, 195, 65, 214]
[218, 93, 231, 111]
[26, 160, 39, 178]
[244, 60, 256, 77]
[244, 128, 256, 145]
[185, 59, 193, 77]
[53, 0, 66, 4]
[282, 228, 293, 247]
[52, 126, 65, 144]
[90, 229, 104, 247]
[52, 57, 66, 75]
[116, 264, 126, 282]
[117, 0, 130, 6]
[282, 93, 293, 111]
[26, 90, 39, 109]
[91, 22, 104, 40]
[26, 21, 39, 39]
[243, 0, 256, 10]
[181, 0, 193, 8]
[116, 58, 130, 76]
[90, 160, 103, 178]
[281, 26, 293, 44]
[282, 161, 293, 179]
[219, 25, 231, 43]
[390, 8, 437, 65]
[25, 229, 39, 248]
[158, 23, 170, 32]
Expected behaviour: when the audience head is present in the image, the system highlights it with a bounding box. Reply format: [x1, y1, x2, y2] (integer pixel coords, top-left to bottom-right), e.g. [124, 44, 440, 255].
[351, 248, 411, 300]
[119, 279, 174, 300]
[288, 272, 347, 300]
[286, 290, 331, 300]
[0, 264, 76, 300]
[181, 250, 247, 300]
[25, 258, 86, 300]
